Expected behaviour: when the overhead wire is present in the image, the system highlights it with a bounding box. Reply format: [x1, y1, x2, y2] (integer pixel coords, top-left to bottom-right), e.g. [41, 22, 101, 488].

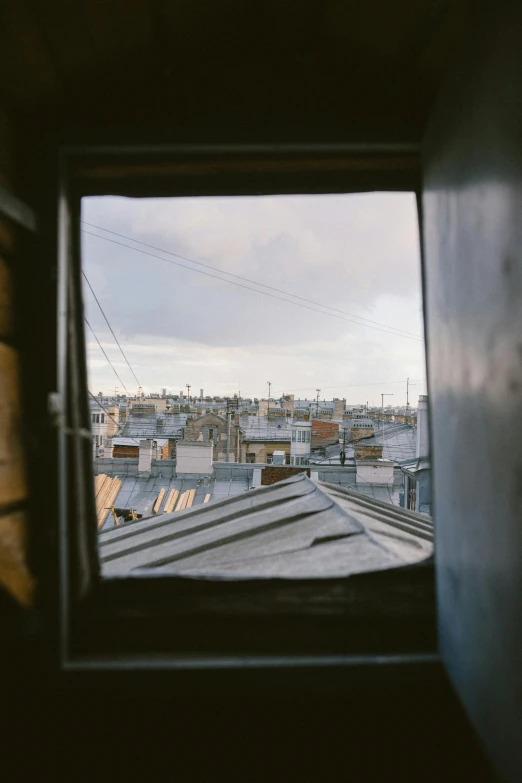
[87, 390, 138, 443]
[82, 270, 142, 388]
[286, 379, 426, 393]
[82, 220, 421, 340]
[85, 318, 132, 396]
[82, 228, 423, 342]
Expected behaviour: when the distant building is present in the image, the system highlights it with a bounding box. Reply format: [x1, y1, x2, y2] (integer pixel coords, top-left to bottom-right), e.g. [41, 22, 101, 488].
[90, 399, 119, 456]
[400, 395, 431, 514]
[311, 419, 339, 450]
[240, 417, 291, 464]
[290, 421, 312, 466]
[182, 412, 242, 462]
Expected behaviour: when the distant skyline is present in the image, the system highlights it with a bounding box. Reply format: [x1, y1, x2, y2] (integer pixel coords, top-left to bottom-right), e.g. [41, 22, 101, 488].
[82, 192, 427, 406]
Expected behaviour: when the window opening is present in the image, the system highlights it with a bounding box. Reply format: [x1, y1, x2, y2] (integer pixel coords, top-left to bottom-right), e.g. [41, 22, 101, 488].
[82, 191, 430, 579]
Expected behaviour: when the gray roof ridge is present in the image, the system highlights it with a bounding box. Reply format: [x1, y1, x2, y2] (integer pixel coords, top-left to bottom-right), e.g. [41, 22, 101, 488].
[99, 473, 318, 546]
[317, 482, 433, 542]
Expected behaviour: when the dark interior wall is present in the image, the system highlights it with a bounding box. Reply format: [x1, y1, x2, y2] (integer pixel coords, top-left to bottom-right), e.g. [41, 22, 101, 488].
[422, 4, 522, 780]
[0, 107, 33, 608]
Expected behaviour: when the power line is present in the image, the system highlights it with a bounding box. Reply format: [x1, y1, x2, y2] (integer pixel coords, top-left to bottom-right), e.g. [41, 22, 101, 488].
[82, 221, 421, 339]
[287, 379, 426, 393]
[82, 228, 423, 342]
[82, 270, 142, 388]
[87, 390, 137, 442]
[85, 318, 132, 396]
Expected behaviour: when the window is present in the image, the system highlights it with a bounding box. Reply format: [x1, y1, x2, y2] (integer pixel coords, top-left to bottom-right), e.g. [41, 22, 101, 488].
[246, 453, 255, 463]
[52, 144, 431, 670]
[208, 428, 214, 442]
[101, 413, 105, 423]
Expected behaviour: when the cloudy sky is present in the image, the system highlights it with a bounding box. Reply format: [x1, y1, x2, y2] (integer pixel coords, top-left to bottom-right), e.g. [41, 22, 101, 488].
[81, 192, 426, 406]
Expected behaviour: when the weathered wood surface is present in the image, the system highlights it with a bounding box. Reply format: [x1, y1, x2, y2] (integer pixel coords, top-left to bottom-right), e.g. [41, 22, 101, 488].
[184, 489, 196, 510]
[163, 489, 179, 514]
[0, 344, 27, 507]
[98, 477, 121, 529]
[153, 488, 165, 515]
[175, 492, 186, 512]
[0, 510, 34, 607]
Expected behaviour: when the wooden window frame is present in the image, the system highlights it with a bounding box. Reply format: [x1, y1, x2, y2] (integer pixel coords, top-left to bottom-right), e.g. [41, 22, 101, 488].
[52, 143, 436, 678]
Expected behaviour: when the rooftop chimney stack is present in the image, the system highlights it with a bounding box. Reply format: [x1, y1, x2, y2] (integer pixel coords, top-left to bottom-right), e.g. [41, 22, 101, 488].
[416, 395, 430, 461]
[138, 438, 154, 474]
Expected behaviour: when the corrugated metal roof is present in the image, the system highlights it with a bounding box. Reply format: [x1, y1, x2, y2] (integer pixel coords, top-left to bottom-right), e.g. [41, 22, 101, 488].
[98, 473, 433, 578]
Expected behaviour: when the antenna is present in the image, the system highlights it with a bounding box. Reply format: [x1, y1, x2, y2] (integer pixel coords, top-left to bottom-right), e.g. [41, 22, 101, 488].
[380, 393, 394, 444]
[316, 389, 321, 417]
[406, 377, 416, 413]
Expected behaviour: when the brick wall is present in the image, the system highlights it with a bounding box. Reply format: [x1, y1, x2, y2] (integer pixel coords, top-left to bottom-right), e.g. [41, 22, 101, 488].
[113, 444, 139, 458]
[311, 419, 339, 448]
[351, 427, 375, 443]
[261, 466, 311, 485]
[354, 443, 384, 460]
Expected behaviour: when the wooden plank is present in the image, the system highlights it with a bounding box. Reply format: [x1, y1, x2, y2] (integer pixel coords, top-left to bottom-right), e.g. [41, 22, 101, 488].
[95, 476, 115, 523]
[94, 474, 106, 497]
[153, 487, 166, 514]
[163, 489, 179, 514]
[99, 478, 121, 529]
[163, 488, 175, 514]
[184, 489, 196, 510]
[175, 492, 186, 512]
[95, 474, 110, 502]
[204, 493, 211, 504]
[98, 477, 121, 529]
[95, 475, 112, 514]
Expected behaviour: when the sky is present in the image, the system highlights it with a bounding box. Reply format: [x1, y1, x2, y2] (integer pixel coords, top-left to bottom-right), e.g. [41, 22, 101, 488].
[82, 192, 426, 407]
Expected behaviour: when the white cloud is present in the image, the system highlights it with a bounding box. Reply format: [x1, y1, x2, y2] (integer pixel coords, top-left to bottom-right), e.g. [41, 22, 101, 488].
[82, 192, 426, 404]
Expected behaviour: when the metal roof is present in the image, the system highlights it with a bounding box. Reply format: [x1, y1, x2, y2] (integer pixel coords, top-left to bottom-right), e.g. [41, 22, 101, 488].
[112, 437, 168, 447]
[98, 473, 433, 578]
[354, 423, 417, 464]
[99, 473, 251, 531]
[242, 415, 292, 441]
[118, 411, 188, 439]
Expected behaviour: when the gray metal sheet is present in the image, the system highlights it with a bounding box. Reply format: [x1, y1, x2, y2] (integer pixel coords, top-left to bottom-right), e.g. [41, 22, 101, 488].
[99, 474, 433, 576]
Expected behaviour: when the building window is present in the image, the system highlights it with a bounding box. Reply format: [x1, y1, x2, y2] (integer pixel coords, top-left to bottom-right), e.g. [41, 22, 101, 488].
[246, 453, 255, 463]
[101, 413, 105, 423]
[266, 453, 273, 464]
[208, 428, 214, 442]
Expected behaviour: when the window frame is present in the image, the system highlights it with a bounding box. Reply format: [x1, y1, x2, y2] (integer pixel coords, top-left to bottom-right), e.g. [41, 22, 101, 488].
[54, 143, 434, 675]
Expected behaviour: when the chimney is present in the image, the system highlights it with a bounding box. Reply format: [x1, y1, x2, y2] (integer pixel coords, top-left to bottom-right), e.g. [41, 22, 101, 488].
[105, 438, 114, 458]
[200, 388, 204, 400]
[176, 442, 213, 474]
[416, 395, 430, 461]
[138, 438, 154, 473]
